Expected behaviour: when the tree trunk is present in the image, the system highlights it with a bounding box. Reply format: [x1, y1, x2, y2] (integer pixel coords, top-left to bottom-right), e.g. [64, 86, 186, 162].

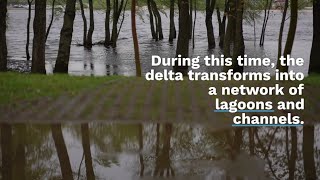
[0, 0, 7, 71]
[303, 125, 316, 180]
[51, 124, 73, 180]
[259, 0, 272, 46]
[46, 0, 56, 42]
[31, 0, 46, 74]
[26, 0, 33, 62]
[277, 0, 288, 61]
[189, 0, 193, 39]
[105, 0, 111, 46]
[309, 0, 320, 73]
[151, 0, 164, 40]
[147, 0, 157, 39]
[111, 0, 125, 47]
[169, 0, 176, 42]
[79, 0, 88, 47]
[86, 0, 94, 48]
[81, 124, 95, 180]
[132, 0, 141, 77]
[205, 0, 216, 49]
[1, 124, 13, 179]
[218, 0, 228, 48]
[192, 0, 196, 48]
[279, 0, 298, 72]
[174, 0, 190, 75]
[223, 0, 235, 61]
[232, 0, 245, 73]
[54, 0, 77, 73]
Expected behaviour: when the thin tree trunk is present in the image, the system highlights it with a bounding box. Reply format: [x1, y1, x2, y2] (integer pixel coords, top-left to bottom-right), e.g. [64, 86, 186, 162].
[117, 0, 128, 38]
[205, 0, 216, 49]
[79, 0, 88, 47]
[132, 0, 141, 77]
[151, 0, 163, 40]
[51, 124, 73, 180]
[81, 124, 95, 180]
[277, 0, 288, 62]
[105, 0, 111, 46]
[192, 0, 196, 48]
[303, 125, 316, 180]
[279, 0, 298, 72]
[223, 0, 235, 62]
[111, 0, 125, 47]
[26, 0, 33, 62]
[0, 0, 7, 71]
[1, 124, 13, 179]
[309, 0, 320, 73]
[147, 0, 157, 39]
[86, 0, 94, 48]
[54, 0, 77, 73]
[174, 0, 189, 75]
[46, 0, 56, 42]
[260, 0, 273, 46]
[259, 0, 268, 46]
[169, 0, 176, 42]
[31, 0, 46, 74]
[189, 0, 193, 39]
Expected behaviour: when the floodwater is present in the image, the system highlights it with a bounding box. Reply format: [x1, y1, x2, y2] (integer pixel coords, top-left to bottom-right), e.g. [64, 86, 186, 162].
[6, 9, 313, 76]
[1, 122, 319, 180]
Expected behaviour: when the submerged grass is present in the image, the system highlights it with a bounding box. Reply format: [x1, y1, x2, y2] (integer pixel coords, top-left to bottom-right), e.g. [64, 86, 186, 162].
[0, 72, 123, 105]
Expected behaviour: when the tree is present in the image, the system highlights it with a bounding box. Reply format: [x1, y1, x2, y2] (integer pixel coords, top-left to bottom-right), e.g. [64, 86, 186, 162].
[169, 0, 177, 42]
[0, 0, 8, 71]
[31, 0, 47, 74]
[111, 0, 126, 47]
[148, 0, 164, 41]
[105, 0, 111, 46]
[79, 0, 88, 47]
[54, 0, 77, 73]
[174, 0, 190, 75]
[277, 0, 289, 61]
[217, 0, 228, 48]
[278, 0, 298, 72]
[46, 0, 56, 42]
[26, 0, 33, 62]
[132, 0, 141, 77]
[205, 0, 216, 49]
[259, 0, 273, 47]
[309, 0, 320, 73]
[86, 0, 94, 48]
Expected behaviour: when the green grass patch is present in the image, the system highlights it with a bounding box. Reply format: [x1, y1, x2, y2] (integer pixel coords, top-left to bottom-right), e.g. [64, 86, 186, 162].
[0, 72, 123, 105]
[303, 73, 320, 87]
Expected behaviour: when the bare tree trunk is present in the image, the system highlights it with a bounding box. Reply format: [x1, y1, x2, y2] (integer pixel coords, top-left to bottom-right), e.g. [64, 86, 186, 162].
[26, 0, 33, 62]
[1, 124, 13, 179]
[279, 0, 298, 72]
[111, 0, 125, 47]
[169, 0, 176, 42]
[79, 0, 88, 47]
[86, 0, 94, 48]
[259, 0, 273, 46]
[51, 124, 73, 180]
[147, 0, 157, 39]
[223, 0, 235, 61]
[0, 0, 7, 71]
[31, 0, 46, 74]
[303, 125, 316, 180]
[218, 0, 228, 48]
[105, 0, 111, 46]
[309, 0, 320, 73]
[174, 0, 190, 75]
[277, 0, 288, 62]
[205, 0, 216, 49]
[54, 0, 77, 73]
[46, 0, 56, 42]
[132, 0, 141, 77]
[151, 0, 164, 40]
[189, 0, 193, 39]
[192, 0, 196, 48]
[81, 124, 95, 180]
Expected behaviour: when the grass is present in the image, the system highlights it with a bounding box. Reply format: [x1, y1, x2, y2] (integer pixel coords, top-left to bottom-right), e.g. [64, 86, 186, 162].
[303, 73, 320, 87]
[0, 72, 123, 105]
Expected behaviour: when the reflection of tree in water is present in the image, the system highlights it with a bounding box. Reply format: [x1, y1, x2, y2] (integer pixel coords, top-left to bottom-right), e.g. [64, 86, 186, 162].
[153, 123, 175, 177]
[1, 124, 58, 180]
[81, 123, 95, 180]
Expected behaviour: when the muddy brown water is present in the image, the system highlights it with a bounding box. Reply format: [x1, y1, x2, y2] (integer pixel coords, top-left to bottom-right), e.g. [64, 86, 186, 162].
[6, 9, 313, 75]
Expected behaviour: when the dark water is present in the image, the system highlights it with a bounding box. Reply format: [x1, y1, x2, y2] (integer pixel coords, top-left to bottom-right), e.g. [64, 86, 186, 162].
[0, 122, 319, 180]
[6, 9, 313, 76]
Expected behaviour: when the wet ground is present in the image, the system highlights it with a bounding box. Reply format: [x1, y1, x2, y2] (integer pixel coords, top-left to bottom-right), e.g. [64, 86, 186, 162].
[0, 122, 319, 180]
[6, 9, 313, 76]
